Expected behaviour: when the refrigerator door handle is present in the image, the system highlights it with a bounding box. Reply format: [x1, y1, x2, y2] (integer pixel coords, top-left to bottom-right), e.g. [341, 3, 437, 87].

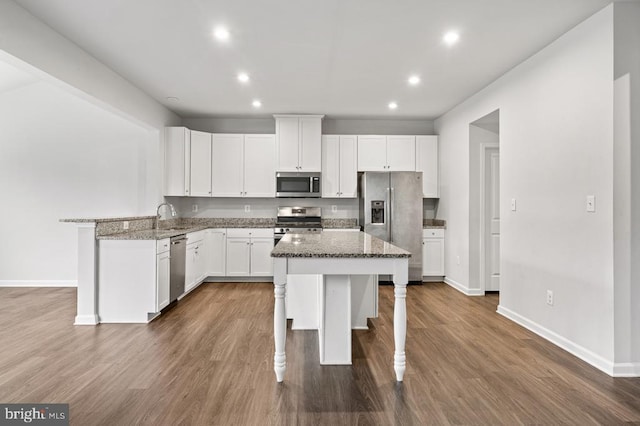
[390, 187, 394, 242]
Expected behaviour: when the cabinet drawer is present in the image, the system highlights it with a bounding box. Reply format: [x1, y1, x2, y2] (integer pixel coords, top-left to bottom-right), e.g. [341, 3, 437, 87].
[423, 228, 445, 238]
[156, 238, 170, 254]
[187, 230, 206, 243]
[226, 228, 274, 238]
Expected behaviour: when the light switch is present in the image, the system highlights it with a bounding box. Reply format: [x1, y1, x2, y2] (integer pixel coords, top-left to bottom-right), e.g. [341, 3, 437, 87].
[586, 195, 595, 212]
[510, 198, 517, 212]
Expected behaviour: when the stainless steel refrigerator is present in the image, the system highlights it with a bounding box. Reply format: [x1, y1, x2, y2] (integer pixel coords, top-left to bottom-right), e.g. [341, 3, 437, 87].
[359, 172, 423, 282]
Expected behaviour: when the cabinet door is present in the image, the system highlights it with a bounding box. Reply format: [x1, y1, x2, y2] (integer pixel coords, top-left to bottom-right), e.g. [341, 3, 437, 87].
[207, 229, 226, 276]
[185, 243, 198, 291]
[250, 238, 274, 276]
[244, 134, 276, 197]
[338, 135, 358, 198]
[190, 130, 212, 196]
[164, 127, 190, 196]
[321, 135, 340, 198]
[416, 136, 439, 198]
[423, 238, 444, 276]
[299, 117, 322, 171]
[226, 238, 251, 276]
[276, 117, 300, 171]
[212, 134, 244, 197]
[386, 135, 415, 171]
[357, 135, 387, 171]
[156, 251, 170, 311]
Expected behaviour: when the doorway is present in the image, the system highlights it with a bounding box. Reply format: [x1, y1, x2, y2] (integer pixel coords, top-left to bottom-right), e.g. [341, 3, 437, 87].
[469, 110, 500, 294]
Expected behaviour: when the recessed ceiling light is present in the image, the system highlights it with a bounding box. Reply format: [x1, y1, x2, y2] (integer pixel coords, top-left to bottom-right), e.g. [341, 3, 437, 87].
[388, 102, 398, 110]
[408, 75, 420, 85]
[214, 27, 230, 41]
[443, 31, 460, 46]
[252, 100, 262, 108]
[166, 96, 180, 102]
[237, 72, 250, 83]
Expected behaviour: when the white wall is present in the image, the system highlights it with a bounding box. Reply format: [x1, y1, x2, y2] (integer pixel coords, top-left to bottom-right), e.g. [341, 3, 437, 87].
[0, 0, 181, 286]
[182, 117, 434, 135]
[0, 81, 158, 284]
[613, 2, 640, 372]
[435, 6, 616, 371]
[169, 197, 359, 220]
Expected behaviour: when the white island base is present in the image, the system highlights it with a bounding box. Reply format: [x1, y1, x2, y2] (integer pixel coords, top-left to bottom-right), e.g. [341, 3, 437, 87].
[273, 254, 409, 382]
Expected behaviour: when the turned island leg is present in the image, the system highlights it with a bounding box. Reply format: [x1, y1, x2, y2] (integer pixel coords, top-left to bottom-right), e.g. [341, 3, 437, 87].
[273, 258, 287, 382]
[393, 260, 408, 381]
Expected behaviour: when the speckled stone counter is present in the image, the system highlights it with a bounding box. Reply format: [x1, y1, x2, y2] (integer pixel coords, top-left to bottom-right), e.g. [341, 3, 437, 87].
[271, 230, 410, 258]
[322, 218, 358, 229]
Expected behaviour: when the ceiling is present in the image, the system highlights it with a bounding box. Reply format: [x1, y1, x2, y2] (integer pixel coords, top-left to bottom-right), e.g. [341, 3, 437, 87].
[15, 0, 612, 120]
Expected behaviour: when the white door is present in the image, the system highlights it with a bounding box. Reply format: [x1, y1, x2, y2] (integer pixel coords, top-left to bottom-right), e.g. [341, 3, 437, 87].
[189, 130, 212, 196]
[416, 135, 439, 198]
[484, 148, 500, 291]
[357, 135, 387, 171]
[321, 135, 340, 197]
[338, 135, 358, 198]
[244, 134, 276, 197]
[299, 117, 322, 171]
[156, 251, 170, 311]
[386, 135, 416, 171]
[212, 134, 244, 197]
[250, 238, 274, 276]
[207, 229, 226, 276]
[226, 238, 251, 276]
[276, 117, 300, 171]
[185, 243, 198, 291]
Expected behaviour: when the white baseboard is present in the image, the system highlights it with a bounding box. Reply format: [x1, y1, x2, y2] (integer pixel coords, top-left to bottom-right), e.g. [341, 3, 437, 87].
[74, 314, 99, 325]
[496, 304, 638, 377]
[612, 362, 640, 377]
[422, 276, 445, 283]
[443, 277, 484, 296]
[0, 280, 77, 287]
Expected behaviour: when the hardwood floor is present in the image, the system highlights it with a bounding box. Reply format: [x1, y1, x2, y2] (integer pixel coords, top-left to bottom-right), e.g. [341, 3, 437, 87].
[1, 283, 639, 425]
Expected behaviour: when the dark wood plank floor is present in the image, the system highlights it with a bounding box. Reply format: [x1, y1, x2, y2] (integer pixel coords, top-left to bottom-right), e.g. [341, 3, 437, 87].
[1, 283, 639, 425]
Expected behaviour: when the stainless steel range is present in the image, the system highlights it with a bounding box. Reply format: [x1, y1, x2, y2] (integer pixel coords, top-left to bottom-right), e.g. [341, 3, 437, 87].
[274, 207, 322, 244]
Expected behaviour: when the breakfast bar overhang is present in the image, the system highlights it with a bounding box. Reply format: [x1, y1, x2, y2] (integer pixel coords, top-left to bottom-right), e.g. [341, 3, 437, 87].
[271, 230, 411, 382]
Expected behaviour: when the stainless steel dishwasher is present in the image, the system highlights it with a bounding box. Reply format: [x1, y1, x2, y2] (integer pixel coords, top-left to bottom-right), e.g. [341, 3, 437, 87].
[169, 235, 187, 303]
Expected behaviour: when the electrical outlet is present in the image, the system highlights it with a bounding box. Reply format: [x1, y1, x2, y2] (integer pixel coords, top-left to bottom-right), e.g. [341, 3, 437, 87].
[244, 205, 250, 213]
[456, 255, 461, 265]
[122, 221, 129, 230]
[331, 205, 337, 213]
[510, 198, 517, 211]
[586, 195, 595, 212]
[192, 204, 198, 213]
[546, 290, 554, 306]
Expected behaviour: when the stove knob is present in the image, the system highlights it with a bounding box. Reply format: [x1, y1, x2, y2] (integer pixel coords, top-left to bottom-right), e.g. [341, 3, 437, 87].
[307, 228, 311, 231]
[285, 228, 290, 232]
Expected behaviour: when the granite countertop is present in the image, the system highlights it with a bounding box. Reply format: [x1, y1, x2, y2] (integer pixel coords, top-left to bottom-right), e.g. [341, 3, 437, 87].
[271, 230, 410, 259]
[423, 219, 446, 229]
[60, 216, 156, 223]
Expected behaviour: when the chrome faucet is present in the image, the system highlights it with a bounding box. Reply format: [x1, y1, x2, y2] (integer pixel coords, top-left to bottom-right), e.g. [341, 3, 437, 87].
[156, 202, 177, 228]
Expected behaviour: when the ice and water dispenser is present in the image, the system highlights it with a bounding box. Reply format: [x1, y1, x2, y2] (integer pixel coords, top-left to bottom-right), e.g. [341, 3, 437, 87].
[371, 200, 385, 224]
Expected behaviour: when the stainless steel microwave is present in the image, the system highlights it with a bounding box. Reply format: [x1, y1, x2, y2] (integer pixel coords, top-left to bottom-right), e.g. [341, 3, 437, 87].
[276, 172, 321, 198]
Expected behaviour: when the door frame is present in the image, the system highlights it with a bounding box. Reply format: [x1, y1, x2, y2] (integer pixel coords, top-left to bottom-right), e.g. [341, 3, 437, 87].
[479, 142, 499, 293]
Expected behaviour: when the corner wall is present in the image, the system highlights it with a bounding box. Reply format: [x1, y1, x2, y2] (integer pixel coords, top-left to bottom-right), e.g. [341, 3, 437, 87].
[435, 6, 616, 371]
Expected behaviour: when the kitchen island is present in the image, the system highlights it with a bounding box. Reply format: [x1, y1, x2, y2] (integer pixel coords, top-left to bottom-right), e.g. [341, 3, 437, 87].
[271, 230, 410, 382]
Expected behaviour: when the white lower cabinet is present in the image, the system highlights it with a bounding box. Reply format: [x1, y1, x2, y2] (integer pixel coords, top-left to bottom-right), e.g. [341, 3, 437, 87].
[206, 229, 227, 276]
[226, 228, 274, 276]
[422, 228, 445, 276]
[156, 239, 171, 311]
[185, 230, 207, 293]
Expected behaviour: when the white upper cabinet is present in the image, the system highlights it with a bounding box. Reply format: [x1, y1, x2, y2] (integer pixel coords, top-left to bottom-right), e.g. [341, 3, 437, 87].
[357, 135, 416, 171]
[189, 130, 213, 196]
[322, 135, 358, 198]
[212, 134, 244, 197]
[244, 134, 276, 197]
[386, 135, 416, 171]
[415, 136, 439, 198]
[275, 115, 323, 172]
[212, 134, 275, 197]
[164, 127, 191, 196]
